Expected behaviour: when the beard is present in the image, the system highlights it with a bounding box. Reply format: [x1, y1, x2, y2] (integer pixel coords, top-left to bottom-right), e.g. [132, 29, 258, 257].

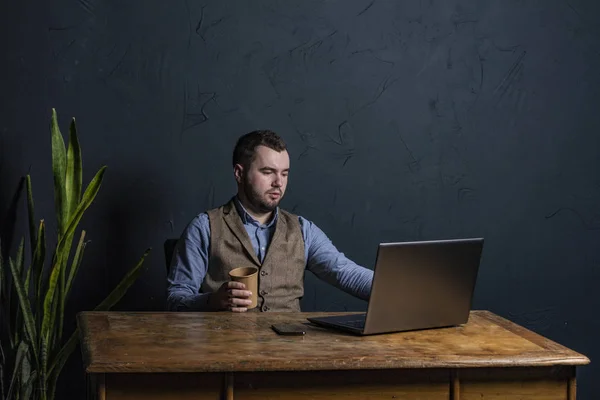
[242, 178, 282, 213]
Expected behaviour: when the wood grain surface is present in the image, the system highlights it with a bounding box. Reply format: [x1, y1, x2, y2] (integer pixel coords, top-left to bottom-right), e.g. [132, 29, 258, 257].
[78, 310, 590, 374]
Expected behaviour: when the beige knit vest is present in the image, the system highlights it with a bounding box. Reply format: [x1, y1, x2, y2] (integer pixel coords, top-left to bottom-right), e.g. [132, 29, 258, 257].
[202, 200, 306, 312]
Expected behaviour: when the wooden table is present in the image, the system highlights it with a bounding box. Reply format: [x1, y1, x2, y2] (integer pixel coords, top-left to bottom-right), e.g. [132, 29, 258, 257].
[78, 310, 589, 400]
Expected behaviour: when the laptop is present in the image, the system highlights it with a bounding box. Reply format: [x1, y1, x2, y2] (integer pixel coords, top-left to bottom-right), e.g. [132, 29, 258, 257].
[307, 238, 484, 335]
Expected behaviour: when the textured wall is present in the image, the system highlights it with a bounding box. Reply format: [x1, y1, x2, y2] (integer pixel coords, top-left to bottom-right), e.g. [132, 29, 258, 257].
[1, 0, 599, 398]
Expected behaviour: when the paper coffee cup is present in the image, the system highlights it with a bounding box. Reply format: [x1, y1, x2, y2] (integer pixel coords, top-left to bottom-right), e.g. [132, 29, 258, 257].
[228, 266, 259, 309]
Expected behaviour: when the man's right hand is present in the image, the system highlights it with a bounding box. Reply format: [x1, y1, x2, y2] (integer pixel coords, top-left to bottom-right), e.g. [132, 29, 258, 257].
[209, 281, 253, 312]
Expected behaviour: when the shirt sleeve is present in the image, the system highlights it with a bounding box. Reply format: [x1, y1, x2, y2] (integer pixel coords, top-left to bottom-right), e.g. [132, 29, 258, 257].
[166, 213, 213, 311]
[300, 217, 373, 300]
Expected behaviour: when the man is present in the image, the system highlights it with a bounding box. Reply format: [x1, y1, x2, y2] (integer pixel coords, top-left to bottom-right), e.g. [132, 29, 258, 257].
[167, 130, 373, 312]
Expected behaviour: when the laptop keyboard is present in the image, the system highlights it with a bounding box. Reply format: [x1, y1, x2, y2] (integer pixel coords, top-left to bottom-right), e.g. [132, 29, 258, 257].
[341, 319, 365, 328]
[338, 315, 366, 329]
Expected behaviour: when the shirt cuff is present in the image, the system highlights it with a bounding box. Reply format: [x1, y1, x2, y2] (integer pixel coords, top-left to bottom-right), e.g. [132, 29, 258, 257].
[179, 293, 212, 311]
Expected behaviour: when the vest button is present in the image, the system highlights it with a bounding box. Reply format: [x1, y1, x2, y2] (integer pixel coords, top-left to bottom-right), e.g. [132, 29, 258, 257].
[260, 290, 268, 296]
[262, 305, 270, 312]
[260, 270, 268, 276]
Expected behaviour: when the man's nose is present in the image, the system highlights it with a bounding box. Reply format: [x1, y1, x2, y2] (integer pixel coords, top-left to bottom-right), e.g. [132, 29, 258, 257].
[272, 174, 283, 187]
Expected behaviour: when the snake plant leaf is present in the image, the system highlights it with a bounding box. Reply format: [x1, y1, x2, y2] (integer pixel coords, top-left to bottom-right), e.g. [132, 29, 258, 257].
[14, 238, 25, 345]
[6, 340, 28, 400]
[65, 231, 86, 300]
[65, 117, 82, 220]
[48, 248, 151, 379]
[42, 166, 106, 355]
[21, 346, 31, 396]
[26, 175, 36, 257]
[66, 166, 106, 233]
[61, 165, 106, 251]
[15, 237, 24, 279]
[58, 229, 76, 344]
[34, 220, 46, 310]
[47, 329, 76, 380]
[94, 248, 151, 311]
[24, 222, 45, 297]
[58, 266, 66, 345]
[8, 258, 38, 365]
[47, 328, 76, 395]
[2, 177, 25, 269]
[25, 266, 32, 300]
[48, 368, 59, 400]
[40, 337, 48, 400]
[55, 164, 105, 317]
[41, 255, 61, 352]
[50, 108, 68, 239]
[0, 238, 13, 349]
[60, 118, 83, 331]
[21, 370, 38, 400]
[51, 285, 61, 352]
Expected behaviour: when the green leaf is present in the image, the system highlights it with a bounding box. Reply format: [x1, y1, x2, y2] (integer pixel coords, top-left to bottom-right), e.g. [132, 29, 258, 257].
[6, 341, 28, 400]
[33, 220, 46, 313]
[24, 222, 44, 297]
[94, 248, 151, 311]
[0, 239, 15, 349]
[47, 329, 77, 383]
[60, 118, 83, 344]
[8, 258, 38, 365]
[13, 238, 25, 342]
[65, 231, 86, 300]
[15, 238, 25, 279]
[63, 166, 107, 238]
[14, 238, 29, 345]
[50, 108, 68, 238]
[41, 166, 106, 352]
[26, 175, 36, 258]
[20, 370, 37, 400]
[40, 338, 48, 400]
[20, 348, 31, 398]
[58, 262, 66, 345]
[15, 238, 26, 347]
[51, 287, 60, 354]
[57, 227, 76, 344]
[48, 247, 151, 379]
[65, 118, 82, 220]
[24, 266, 32, 301]
[41, 253, 62, 352]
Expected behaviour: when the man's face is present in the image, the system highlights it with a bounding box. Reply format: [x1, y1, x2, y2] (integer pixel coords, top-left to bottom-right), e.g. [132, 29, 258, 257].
[236, 145, 290, 213]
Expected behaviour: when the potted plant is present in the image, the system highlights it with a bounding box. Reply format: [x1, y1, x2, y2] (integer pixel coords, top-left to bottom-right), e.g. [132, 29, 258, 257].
[0, 109, 151, 400]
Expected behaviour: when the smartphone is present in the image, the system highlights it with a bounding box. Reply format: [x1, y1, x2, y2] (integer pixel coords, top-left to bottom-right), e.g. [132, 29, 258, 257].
[271, 323, 306, 336]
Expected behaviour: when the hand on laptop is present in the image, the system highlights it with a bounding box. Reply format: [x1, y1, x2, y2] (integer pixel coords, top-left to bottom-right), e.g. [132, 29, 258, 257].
[209, 281, 253, 312]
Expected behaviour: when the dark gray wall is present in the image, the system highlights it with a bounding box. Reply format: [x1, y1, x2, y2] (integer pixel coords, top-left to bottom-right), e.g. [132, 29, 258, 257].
[2, 0, 599, 398]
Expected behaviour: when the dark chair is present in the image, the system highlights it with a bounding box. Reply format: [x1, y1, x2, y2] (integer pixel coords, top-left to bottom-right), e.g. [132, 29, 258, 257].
[163, 238, 178, 273]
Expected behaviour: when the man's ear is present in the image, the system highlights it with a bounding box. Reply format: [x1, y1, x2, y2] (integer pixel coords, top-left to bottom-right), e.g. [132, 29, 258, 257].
[234, 164, 244, 184]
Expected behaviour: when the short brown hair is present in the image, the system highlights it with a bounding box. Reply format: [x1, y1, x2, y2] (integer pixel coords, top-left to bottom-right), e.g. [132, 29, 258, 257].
[232, 130, 287, 168]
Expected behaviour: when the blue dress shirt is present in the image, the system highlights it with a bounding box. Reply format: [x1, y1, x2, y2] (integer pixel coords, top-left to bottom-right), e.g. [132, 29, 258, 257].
[166, 198, 373, 311]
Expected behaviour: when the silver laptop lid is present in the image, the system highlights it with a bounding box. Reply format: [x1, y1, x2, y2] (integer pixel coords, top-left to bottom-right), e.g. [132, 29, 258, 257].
[362, 238, 484, 335]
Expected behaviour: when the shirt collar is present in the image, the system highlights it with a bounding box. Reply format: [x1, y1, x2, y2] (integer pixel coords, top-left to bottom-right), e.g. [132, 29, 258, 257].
[233, 196, 279, 227]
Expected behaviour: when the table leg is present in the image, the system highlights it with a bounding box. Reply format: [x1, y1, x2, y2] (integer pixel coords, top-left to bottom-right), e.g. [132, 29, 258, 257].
[224, 373, 234, 400]
[451, 370, 460, 400]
